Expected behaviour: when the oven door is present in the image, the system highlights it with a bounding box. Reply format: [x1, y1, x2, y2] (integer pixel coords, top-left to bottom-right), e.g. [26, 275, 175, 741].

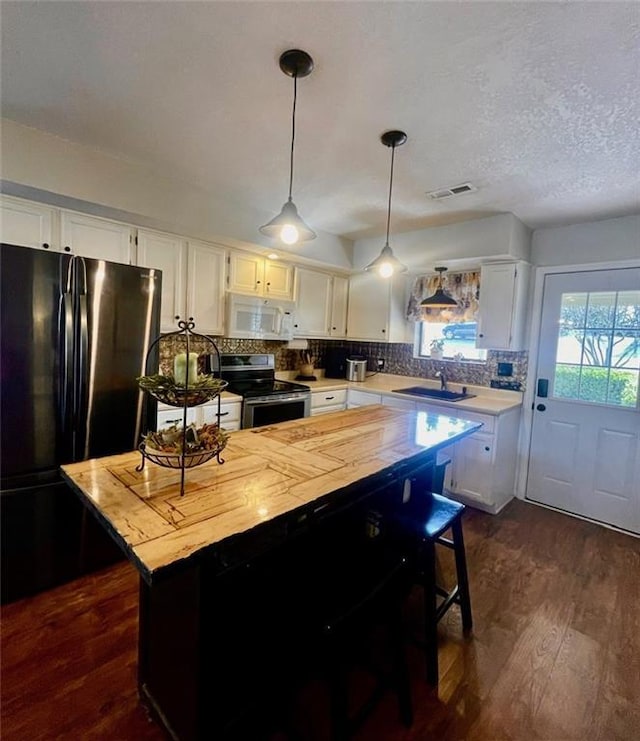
[243, 394, 311, 429]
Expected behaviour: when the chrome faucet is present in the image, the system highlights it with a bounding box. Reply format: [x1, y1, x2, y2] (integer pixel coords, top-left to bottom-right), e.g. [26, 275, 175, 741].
[435, 370, 448, 391]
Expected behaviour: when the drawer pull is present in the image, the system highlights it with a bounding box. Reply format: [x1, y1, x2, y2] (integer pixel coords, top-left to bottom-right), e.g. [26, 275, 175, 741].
[219, 411, 230, 417]
[325, 395, 335, 400]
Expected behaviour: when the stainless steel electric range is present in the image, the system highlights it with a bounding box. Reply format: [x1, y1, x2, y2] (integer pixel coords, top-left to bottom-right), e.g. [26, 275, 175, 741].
[214, 354, 311, 429]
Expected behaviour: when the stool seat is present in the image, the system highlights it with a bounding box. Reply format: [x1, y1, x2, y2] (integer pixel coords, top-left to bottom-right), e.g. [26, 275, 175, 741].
[396, 492, 465, 540]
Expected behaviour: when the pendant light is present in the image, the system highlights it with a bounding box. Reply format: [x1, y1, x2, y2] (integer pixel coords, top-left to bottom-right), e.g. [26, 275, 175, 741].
[259, 49, 316, 246]
[365, 130, 408, 278]
[420, 266, 459, 308]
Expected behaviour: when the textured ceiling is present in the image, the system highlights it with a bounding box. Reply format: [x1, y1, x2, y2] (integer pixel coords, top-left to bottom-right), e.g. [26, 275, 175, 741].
[1, 1, 639, 240]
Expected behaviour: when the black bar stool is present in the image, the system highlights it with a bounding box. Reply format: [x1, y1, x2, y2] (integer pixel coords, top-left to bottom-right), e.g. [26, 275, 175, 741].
[225, 492, 415, 741]
[393, 458, 473, 686]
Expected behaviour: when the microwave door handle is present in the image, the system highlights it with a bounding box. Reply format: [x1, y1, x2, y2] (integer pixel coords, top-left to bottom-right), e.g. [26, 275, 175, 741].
[274, 308, 283, 334]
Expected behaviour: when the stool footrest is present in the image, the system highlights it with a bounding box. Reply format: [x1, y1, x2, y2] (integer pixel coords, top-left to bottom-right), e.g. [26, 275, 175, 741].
[435, 585, 460, 623]
[435, 535, 455, 549]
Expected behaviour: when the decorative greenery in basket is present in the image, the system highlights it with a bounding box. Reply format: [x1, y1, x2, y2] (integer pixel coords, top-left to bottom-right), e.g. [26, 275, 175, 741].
[140, 422, 229, 469]
[137, 373, 228, 407]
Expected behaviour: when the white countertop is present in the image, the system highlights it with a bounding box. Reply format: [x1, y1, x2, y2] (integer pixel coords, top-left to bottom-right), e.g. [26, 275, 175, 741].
[278, 371, 522, 415]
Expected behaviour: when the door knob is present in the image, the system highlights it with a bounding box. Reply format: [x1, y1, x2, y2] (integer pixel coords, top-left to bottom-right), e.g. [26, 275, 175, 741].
[536, 403, 546, 411]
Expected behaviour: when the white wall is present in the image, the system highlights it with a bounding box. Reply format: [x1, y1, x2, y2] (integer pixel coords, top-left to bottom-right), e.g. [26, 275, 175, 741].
[352, 213, 532, 271]
[0, 119, 354, 270]
[532, 214, 640, 266]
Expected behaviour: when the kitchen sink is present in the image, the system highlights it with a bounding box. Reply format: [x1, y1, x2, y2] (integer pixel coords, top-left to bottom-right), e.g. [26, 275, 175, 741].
[392, 386, 476, 402]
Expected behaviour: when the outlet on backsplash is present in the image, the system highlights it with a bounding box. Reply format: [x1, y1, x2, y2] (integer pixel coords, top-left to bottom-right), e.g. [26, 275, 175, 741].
[376, 358, 385, 371]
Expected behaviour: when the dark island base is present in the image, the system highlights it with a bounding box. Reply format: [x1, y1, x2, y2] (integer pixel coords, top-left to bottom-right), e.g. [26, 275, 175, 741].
[137, 455, 437, 740]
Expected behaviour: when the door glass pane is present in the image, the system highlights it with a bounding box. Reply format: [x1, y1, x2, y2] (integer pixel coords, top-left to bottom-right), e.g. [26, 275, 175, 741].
[559, 292, 587, 330]
[586, 292, 616, 329]
[581, 331, 611, 367]
[554, 289, 639, 408]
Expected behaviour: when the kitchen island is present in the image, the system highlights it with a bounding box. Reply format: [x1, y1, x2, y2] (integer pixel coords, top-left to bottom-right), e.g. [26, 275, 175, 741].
[61, 405, 481, 739]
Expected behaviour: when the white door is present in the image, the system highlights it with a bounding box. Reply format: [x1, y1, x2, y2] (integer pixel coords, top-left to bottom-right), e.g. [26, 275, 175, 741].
[527, 268, 640, 534]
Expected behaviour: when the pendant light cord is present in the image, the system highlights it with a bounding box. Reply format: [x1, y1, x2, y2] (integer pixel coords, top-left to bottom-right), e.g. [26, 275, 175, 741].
[385, 143, 396, 247]
[288, 74, 298, 201]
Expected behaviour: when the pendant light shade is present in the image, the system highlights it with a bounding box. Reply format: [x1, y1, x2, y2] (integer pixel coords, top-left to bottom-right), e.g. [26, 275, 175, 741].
[259, 49, 316, 246]
[365, 130, 408, 278]
[420, 267, 459, 308]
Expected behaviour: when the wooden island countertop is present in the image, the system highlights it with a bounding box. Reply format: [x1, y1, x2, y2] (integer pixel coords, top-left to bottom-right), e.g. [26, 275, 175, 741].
[61, 405, 481, 582]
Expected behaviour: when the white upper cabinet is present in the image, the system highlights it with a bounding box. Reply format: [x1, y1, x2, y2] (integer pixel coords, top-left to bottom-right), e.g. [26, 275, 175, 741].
[60, 212, 132, 264]
[186, 240, 226, 336]
[0, 196, 56, 251]
[330, 275, 349, 338]
[136, 229, 187, 332]
[477, 261, 531, 350]
[347, 272, 409, 342]
[293, 268, 350, 338]
[227, 252, 294, 299]
[293, 268, 333, 337]
[137, 230, 226, 335]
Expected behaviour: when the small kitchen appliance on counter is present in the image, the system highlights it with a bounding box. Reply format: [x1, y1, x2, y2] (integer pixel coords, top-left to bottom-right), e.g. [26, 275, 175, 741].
[346, 356, 368, 382]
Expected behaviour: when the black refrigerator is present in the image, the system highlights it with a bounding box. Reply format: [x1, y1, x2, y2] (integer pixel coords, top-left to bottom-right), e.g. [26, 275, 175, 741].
[1, 243, 162, 603]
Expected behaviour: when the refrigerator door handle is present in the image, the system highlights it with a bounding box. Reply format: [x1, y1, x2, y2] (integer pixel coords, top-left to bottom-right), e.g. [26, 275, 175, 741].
[59, 257, 75, 440]
[76, 259, 90, 460]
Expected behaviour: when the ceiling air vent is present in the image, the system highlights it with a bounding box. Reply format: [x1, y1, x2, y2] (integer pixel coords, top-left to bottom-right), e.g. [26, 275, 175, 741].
[426, 182, 477, 200]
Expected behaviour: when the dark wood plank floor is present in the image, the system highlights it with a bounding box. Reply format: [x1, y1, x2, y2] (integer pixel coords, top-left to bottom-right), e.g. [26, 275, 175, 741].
[2, 499, 639, 740]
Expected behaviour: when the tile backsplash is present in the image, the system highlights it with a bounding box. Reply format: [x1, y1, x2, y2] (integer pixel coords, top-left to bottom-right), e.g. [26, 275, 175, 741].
[159, 335, 527, 390]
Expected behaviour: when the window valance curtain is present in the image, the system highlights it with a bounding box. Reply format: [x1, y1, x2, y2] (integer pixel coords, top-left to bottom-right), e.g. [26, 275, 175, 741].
[406, 270, 480, 322]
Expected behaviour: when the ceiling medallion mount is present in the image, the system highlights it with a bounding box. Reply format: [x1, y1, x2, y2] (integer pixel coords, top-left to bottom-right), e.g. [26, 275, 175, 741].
[279, 49, 314, 78]
[381, 130, 408, 149]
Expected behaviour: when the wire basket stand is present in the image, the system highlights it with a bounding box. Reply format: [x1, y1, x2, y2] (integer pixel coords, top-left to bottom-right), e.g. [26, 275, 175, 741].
[136, 317, 228, 496]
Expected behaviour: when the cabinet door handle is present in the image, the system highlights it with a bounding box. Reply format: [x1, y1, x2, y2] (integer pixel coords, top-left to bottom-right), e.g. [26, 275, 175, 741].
[332, 326, 336, 330]
[484, 446, 490, 451]
[64, 246, 71, 252]
[266, 282, 271, 286]
[42, 242, 50, 249]
[479, 333, 484, 338]
[256, 280, 261, 285]
[381, 329, 386, 333]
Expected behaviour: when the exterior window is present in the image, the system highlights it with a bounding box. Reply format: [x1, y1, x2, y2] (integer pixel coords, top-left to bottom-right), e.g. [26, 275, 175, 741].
[417, 321, 487, 362]
[555, 290, 639, 407]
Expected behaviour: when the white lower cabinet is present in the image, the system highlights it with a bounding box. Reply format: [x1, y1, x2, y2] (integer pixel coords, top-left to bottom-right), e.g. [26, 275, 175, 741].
[381, 396, 415, 411]
[157, 398, 242, 432]
[202, 399, 241, 431]
[346, 389, 382, 409]
[156, 405, 198, 429]
[311, 388, 347, 416]
[416, 401, 520, 514]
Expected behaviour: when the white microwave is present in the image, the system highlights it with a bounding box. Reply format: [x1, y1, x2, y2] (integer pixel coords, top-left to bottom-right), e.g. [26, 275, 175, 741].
[225, 294, 296, 340]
